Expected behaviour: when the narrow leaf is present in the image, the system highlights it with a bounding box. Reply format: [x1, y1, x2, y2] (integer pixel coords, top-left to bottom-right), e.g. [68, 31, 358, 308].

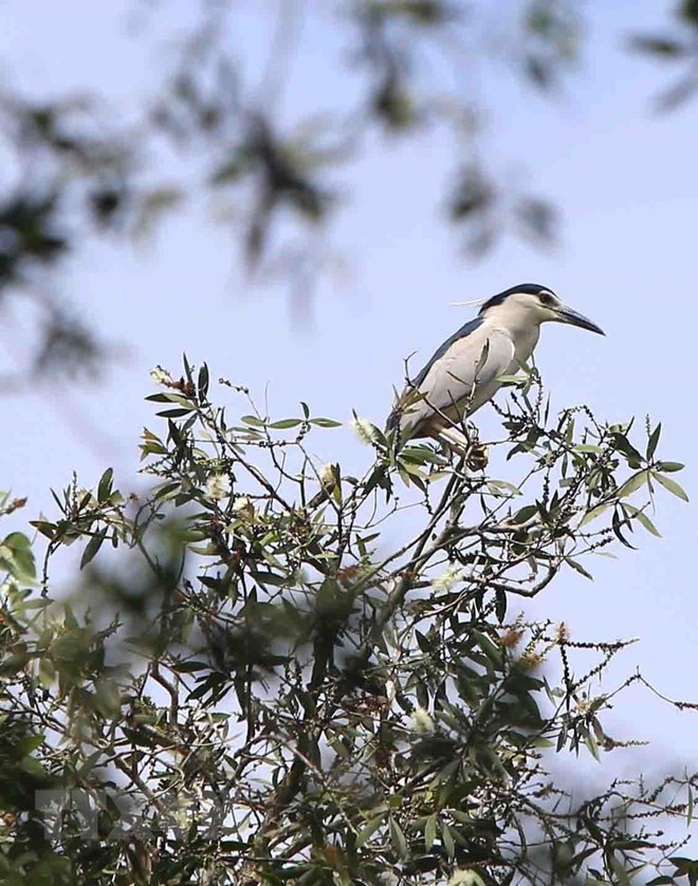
[80, 530, 106, 569]
[654, 473, 689, 502]
[616, 471, 649, 500]
[580, 504, 609, 527]
[646, 422, 661, 460]
[655, 461, 684, 473]
[97, 468, 114, 503]
[389, 815, 409, 860]
[269, 419, 302, 429]
[357, 813, 385, 847]
[424, 815, 437, 852]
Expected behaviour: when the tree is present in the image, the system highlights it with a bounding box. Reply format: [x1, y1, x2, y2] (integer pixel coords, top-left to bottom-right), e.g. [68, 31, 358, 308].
[0, 357, 693, 884]
[1, 0, 697, 380]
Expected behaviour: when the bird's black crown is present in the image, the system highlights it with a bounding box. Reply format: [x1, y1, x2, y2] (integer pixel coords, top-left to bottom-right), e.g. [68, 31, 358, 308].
[479, 283, 554, 313]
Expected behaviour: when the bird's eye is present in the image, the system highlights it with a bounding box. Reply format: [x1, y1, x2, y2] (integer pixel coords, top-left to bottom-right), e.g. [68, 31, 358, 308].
[538, 291, 555, 306]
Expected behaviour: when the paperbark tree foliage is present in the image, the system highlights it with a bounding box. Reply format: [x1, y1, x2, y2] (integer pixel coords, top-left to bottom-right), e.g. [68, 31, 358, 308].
[0, 358, 694, 885]
[0, 0, 696, 381]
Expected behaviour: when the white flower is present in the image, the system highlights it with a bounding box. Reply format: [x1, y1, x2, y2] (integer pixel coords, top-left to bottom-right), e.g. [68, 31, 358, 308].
[449, 870, 485, 886]
[150, 365, 172, 385]
[319, 462, 338, 488]
[432, 564, 463, 592]
[205, 474, 231, 501]
[350, 416, 378, 445]
[411, 708, 434, 734]
[231, 496, 255, 522]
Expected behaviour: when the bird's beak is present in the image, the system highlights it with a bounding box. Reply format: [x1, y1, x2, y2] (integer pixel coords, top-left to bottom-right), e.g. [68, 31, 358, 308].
[554, 304, 605, 336]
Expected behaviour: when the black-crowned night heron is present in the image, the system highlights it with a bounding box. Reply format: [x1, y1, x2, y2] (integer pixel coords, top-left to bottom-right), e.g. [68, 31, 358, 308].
[387, 283, 604, 447]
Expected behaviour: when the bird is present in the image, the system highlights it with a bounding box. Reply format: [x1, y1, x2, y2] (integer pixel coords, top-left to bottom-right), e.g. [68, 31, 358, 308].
[387, 283, 604, 448]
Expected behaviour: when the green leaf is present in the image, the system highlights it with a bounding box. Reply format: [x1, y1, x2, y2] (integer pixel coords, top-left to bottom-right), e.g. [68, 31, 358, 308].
[646, 422, 661, 460]
[240, 415, 266, 428]
[78, 749, 104, 778]
[389, 815, 409, 860]
[495, 588, 507, 622]
[424, 814, 437, 852]
[310, 417, 342, 428]
[654, 473, 689, 502]
[625, 505, 661, 537]
[146, 392, 193, 406]
[655, 461, 685, 473]
[473, 630, 503, 667]
[97, 467, 114, 503]
[566, 557, 594, 580]
[1, 532, 36, 580]
[687, 783, 694, 827]
[612, 508, 636, 549]
[158, 407, 194, 418]
[610, 434, 644, 468]
[441, 822, 456, 858]
[20, 756, 48, 778]
[584, 730, 600, 761]
[616, 470, 649, 499]
[249, 570, 288, 588]
[486, 480, 522, 496]
[512, 504, 538, 524]
[198, 363, 210, 399]
[268, 419, 302, 429]
[16, 733, 45, 756]
[80, 529, 107, 569]
[357, 812, 386, 847]
[579, 504, 609, 527]
[30, 520, 57, 541]
[171, 660, 210, 673]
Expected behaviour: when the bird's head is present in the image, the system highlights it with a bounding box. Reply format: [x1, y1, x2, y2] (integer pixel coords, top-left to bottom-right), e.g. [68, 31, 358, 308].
[474, 283, 605, 335]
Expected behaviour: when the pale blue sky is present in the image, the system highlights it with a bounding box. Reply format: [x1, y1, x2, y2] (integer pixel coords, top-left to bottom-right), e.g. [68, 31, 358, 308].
[1, 1, 696, 793]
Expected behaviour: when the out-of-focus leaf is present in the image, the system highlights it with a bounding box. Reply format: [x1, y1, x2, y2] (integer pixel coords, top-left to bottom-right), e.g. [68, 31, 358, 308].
[655, 74, 698, 112]
[629, 35, 689, 57]
[449, 164, 494, 220]
[680, 0, 698, 24]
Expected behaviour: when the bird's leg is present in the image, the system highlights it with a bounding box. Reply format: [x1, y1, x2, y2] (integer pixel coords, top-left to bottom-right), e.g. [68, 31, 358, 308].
[436, 425, 470, 455]
[437, 424, 490, 471]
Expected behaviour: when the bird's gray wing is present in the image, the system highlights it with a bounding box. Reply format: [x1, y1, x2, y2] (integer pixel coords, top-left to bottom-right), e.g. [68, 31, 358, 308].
[401, 325, 516, 433]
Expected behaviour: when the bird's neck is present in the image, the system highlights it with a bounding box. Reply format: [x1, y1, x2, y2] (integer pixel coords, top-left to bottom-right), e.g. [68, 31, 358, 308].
[485, 313, 541, 363]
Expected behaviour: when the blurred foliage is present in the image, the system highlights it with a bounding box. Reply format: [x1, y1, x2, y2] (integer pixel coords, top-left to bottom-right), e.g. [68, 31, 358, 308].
[630, 0, 698, 110]
[0, 0, 693, 382]
[0, 358, 694, 883]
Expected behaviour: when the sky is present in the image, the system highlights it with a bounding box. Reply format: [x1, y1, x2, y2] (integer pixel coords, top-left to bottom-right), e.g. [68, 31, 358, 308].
[1, 0, 696, 818]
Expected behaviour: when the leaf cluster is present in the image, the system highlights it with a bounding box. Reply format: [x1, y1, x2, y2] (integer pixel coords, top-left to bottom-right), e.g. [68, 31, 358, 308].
[0, 358, 694, 884]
